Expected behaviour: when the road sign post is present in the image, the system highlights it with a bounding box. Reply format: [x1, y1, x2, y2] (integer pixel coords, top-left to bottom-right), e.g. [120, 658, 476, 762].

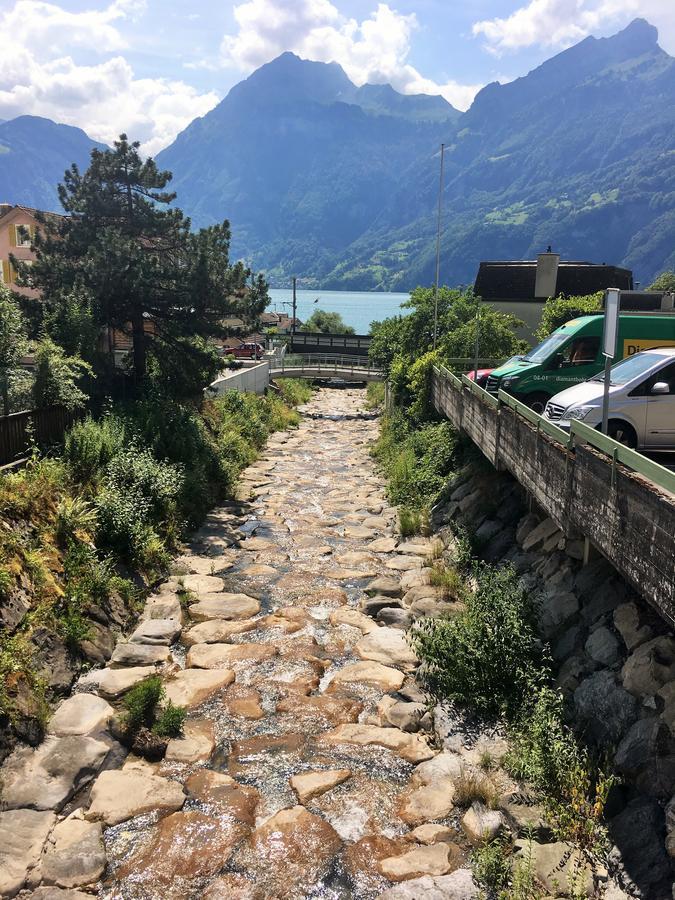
[601, 287, 620, 435]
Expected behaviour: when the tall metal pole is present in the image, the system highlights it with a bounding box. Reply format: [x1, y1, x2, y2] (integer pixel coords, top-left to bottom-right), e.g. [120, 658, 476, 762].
[433, 143, 445, 350]
[473, 296, 480, 382]
[292, 276, 297, 348]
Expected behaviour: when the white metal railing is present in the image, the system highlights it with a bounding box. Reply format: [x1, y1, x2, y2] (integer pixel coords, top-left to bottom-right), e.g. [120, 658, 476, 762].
[271, 353, 383, 378]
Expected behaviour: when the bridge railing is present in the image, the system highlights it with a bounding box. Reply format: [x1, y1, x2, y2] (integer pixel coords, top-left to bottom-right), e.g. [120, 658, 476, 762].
[273, 354, 383, 377]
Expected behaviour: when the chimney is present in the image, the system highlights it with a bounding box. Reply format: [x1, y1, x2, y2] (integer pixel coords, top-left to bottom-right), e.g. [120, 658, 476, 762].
[0, 203, 13, 219]
[534, 247, 560, 299]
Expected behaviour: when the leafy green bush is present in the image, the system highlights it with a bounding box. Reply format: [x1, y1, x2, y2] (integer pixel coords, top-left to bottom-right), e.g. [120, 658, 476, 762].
[96, 447, 183, 563]
[54, 496, 98, 547]
[472, 837, 511, 896]
[63, 414, 127, 485]
[276, 378, 313, 406]
[373, 411, 458, 508]
[153, 701, 187, 737]
[122, 675, 165, 732]
[412, 564, 548, 717]
[535, 292, 603, 340]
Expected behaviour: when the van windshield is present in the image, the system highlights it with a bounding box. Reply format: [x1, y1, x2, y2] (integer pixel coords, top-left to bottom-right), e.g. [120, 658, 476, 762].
[590, 352, 670, 385]
[523, 332, 569, 363]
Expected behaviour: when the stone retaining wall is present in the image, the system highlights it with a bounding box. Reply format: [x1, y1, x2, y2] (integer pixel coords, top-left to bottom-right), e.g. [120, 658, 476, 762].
[431, 370, 675, 627]
[432, 466, 675, 898]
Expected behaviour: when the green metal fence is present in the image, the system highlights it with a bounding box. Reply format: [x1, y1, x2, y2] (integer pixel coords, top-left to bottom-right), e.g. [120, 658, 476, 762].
[435, 366, 675, 497]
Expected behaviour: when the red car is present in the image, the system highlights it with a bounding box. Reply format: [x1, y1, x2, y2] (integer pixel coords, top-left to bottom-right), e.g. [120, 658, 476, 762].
[465, 368, 494, 388]
[229, 342, 264, 359]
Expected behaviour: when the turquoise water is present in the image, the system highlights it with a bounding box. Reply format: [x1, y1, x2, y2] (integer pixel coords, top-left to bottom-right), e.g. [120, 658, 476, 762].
[268, 289, 409, 334]
[268, 288, 545, 341]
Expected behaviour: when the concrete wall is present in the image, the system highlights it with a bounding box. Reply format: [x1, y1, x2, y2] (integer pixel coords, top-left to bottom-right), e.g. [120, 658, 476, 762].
[208, 361, 270, 396]
[431, 369, 675, 626]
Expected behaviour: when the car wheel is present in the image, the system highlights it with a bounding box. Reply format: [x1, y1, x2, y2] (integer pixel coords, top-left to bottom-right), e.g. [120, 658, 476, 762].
[524, 392, 550, 415]
[607, 420, 638, 449]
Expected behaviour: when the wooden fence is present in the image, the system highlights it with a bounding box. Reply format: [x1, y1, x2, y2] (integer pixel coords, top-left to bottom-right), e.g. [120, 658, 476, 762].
[0, 407, 82, 466]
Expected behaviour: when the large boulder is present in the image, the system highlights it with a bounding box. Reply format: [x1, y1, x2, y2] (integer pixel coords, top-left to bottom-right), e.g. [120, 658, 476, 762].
[329, 661, 405, 691]
[189, 594, 261, 621]
[243, 806, 342, 896]
[355, 627, 418, 671]
[573, 671, 639, 747]
[40, 811, 105, 889]
[398, 779, 455, 825]
[461, 802, 508, 844]
[1, 735, 111, 811]
[85, 769, 185, 825]
[0, 809, 56, 897]
[615, 718, 675, 799]
[48, 694, 114, 737]
[622, 636, 675, 699]
[129, 617, 181, 646]
[376, 869, 477, 899]
[290, 769, 351, 804]
[514, 841, 593, 896]
[585, 625, 621, 668]
[378, 842, 462, 882]
[609, 797, 672, 897]
[320, 724, 435, 763]
[163, 668, 234, 708]
[613, 602, 654, 652]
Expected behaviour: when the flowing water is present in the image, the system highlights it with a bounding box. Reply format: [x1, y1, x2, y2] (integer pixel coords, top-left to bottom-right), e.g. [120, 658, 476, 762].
[99, 387, 467, 899]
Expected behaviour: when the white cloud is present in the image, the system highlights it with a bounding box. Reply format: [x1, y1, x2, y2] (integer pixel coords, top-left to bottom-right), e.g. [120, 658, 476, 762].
[473, 0, 675, 56]
[219, 0, 482, 110]
[0, 0, 219, 154]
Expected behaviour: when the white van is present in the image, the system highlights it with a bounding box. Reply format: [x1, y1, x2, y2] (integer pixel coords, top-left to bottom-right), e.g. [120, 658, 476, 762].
[544, 348, 675, 449]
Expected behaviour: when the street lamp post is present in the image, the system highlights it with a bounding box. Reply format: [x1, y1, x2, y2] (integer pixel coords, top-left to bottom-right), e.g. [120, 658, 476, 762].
[433, 142, 446, 350]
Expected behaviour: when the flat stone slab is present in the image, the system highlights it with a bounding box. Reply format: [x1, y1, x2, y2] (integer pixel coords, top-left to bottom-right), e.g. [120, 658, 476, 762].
[377, 868, 478, 899]
[165, 719, 216, 764]
[355, 627, 419, 671]
[182, 618, 258, 646]
[399, 779, 455, 825]
[1, 735, 111, 811]
[378, 842, 460, 881]
[41, 811, 105, 889]
[173, 554, 233, 576]
[320, 724, 436, 763]
[329, 608, 377, 634]
[86, 769, 185, 825]
[141, 594, 182, 622]
[328, 567, 378, 580]
[189, 593, 261, 621]
[335, 551, 378, 567]
[0, 809, 56, 897]
[366, 576, 401, 597]
[329, 661, 405, 691]
[163, 668, 235, 708]
[290, 769, 351, 804]
[129, 617, 181, 646]
[368, 538, 399, 553]
[110, 642, 172, 667]
[186, 642, 278, 669]
[78, 666, 157, 698]
[48, 694, 114, 736]
[181, 573, 226, 595]
[385, 556, 424, 572]
[241, 536, 276, 551]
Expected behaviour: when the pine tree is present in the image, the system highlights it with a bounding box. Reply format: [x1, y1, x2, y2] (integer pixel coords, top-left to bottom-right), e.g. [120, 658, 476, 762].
[30, 135, 268, 389]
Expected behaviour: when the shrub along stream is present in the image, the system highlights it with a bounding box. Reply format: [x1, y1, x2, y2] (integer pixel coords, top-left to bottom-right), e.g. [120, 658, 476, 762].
[0, 380, 313, 755]
[371, 399, 614, 897]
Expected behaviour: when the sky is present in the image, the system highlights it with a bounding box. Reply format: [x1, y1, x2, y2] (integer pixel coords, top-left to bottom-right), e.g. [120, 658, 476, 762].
[1, 0, 674, 155]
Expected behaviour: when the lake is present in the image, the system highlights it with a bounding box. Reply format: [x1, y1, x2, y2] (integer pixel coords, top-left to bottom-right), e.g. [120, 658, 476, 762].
[268, 288, 545, 343]
[268, 289, 409, 335]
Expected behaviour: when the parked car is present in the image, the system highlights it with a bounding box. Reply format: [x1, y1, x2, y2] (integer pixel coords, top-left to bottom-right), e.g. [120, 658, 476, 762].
[486, 312, 675, 413]
[544, 347, 675, 449]
[465, 368, 494, 388]
[230, 342, 264, 359]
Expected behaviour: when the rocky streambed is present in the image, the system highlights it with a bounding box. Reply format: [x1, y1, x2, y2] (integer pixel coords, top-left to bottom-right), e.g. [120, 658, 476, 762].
[1, 387, 492, 900]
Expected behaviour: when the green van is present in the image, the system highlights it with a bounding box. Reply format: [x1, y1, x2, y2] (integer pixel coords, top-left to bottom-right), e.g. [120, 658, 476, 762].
[485, 313, 675, 412]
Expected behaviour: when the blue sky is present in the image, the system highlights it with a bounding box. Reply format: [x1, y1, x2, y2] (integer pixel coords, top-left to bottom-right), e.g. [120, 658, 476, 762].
[1, 0, 673, 154]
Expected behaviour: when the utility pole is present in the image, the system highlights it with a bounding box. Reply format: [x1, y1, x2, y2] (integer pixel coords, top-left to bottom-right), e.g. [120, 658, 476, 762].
[291, 276, 297, 350]
[433, 143, 445, 350]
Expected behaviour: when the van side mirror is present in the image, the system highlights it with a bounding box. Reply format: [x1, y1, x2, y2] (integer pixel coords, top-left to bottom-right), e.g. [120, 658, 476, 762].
[549, 352, 563, 370]
[651, 381, 670, 395]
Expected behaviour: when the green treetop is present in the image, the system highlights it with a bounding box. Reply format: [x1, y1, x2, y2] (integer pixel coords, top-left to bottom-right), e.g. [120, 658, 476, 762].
[303, 309, 355, 334]
[28, 135, 268, 393]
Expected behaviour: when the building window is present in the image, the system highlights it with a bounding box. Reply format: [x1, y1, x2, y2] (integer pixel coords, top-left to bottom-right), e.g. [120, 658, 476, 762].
[14, 224, 33, 248]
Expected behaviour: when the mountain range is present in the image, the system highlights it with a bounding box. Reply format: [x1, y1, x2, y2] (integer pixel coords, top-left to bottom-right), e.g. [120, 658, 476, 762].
[1, 18, 674, 289]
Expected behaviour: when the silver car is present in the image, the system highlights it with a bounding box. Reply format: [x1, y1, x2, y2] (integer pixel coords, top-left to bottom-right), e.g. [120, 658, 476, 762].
[544, 348, 675, 449]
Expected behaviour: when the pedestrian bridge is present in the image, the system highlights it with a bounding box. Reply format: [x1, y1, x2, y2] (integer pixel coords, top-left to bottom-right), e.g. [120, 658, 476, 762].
[270, 354, 384, 382]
